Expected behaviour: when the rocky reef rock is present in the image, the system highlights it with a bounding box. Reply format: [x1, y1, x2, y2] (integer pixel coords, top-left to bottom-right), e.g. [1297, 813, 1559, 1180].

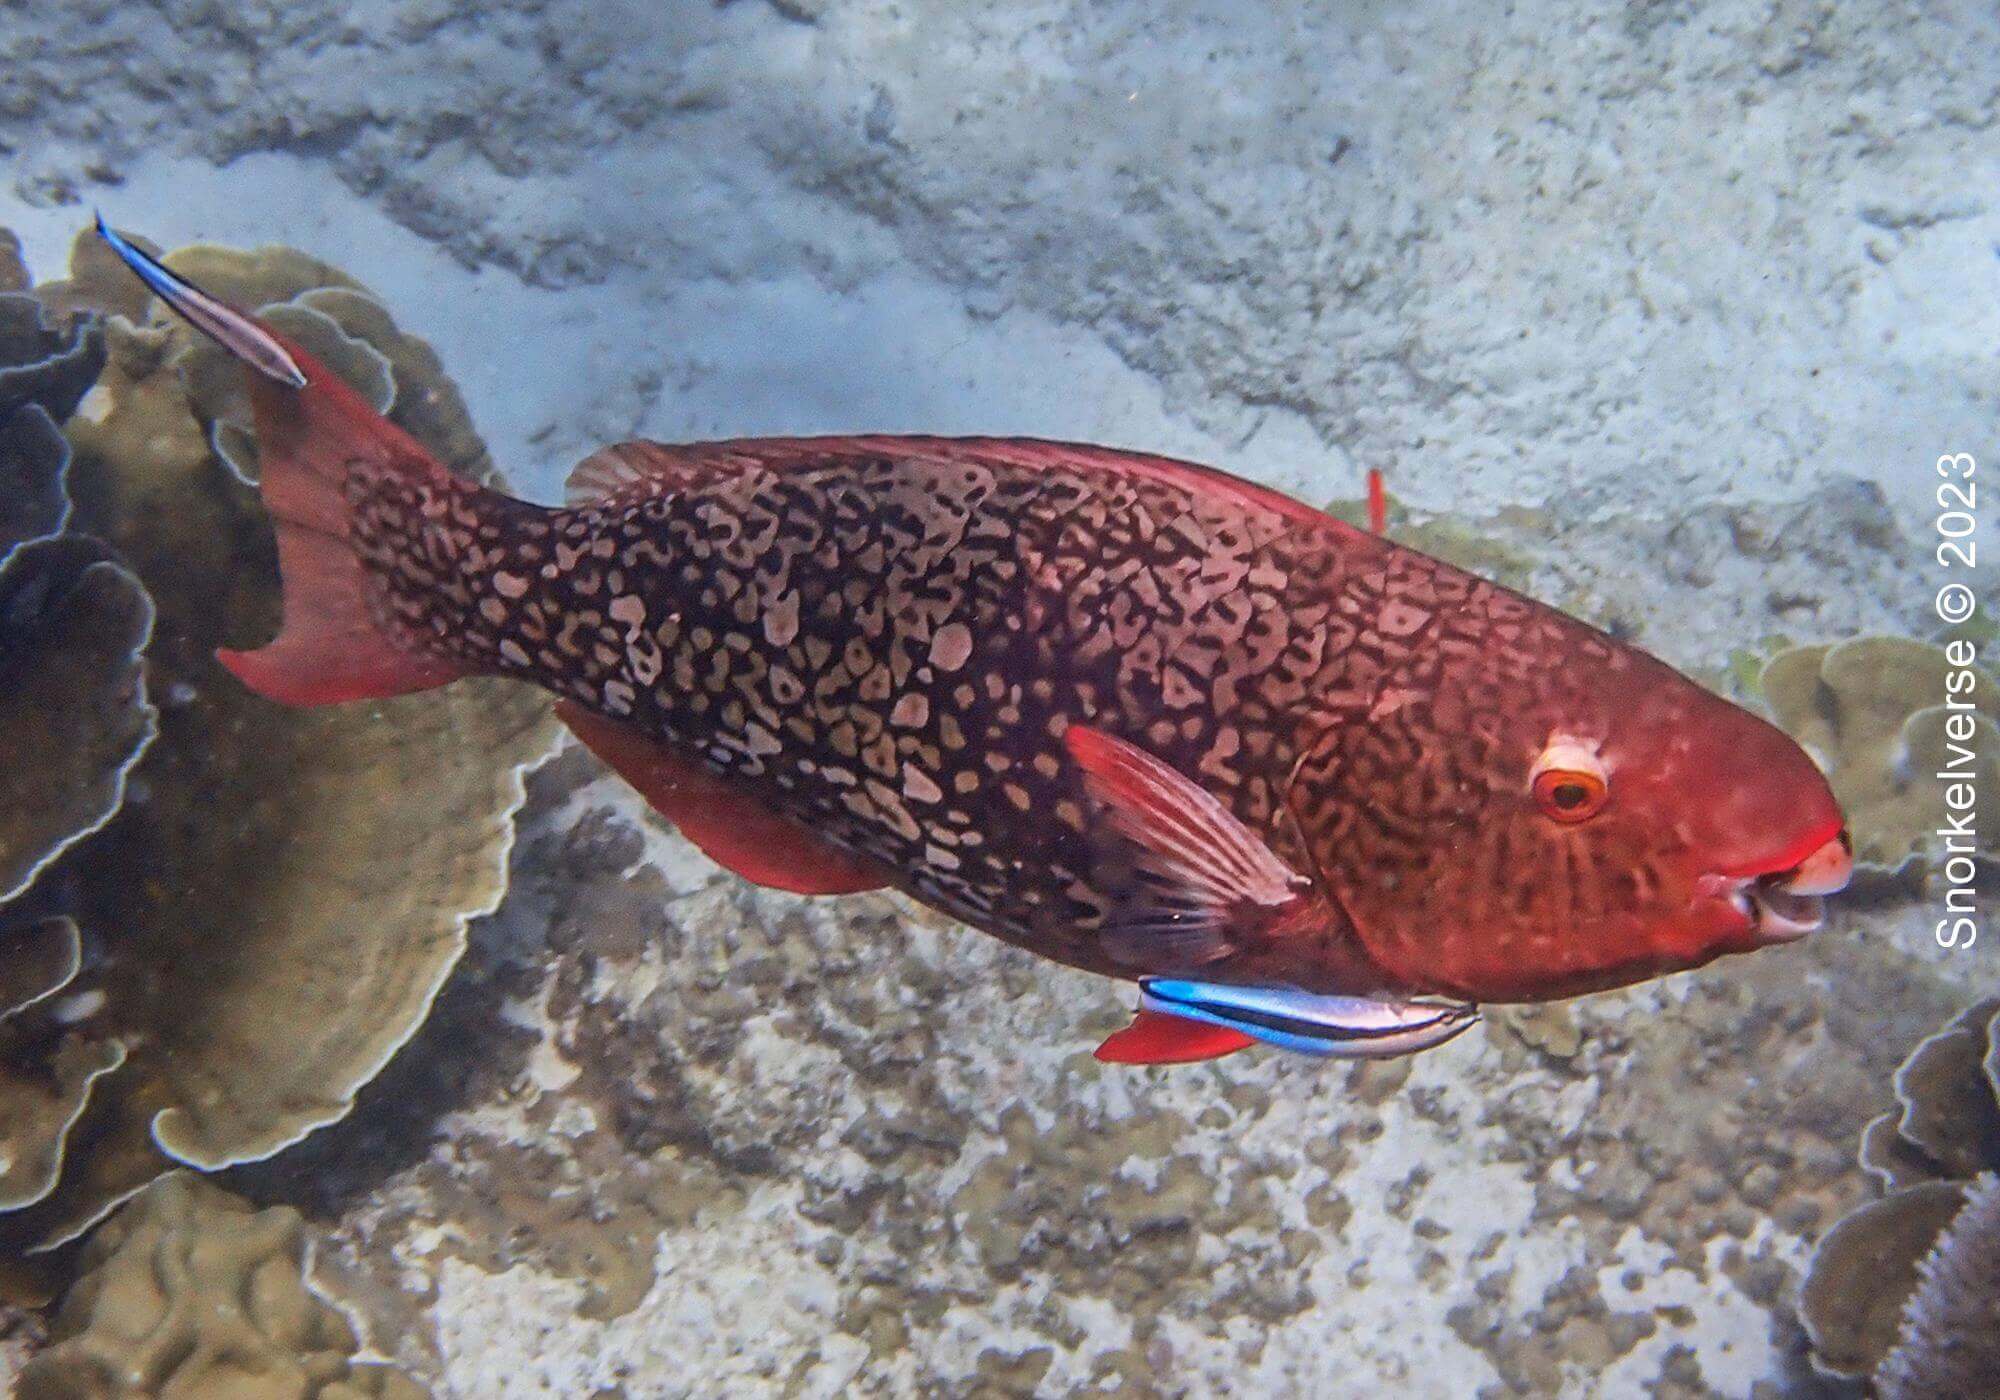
[221, 737, 1953, 1396]
[1322, 486, 1545, 592]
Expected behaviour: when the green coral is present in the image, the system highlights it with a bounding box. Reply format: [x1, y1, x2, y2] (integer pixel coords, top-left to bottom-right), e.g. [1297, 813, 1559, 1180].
[0, 918, 125, 1215]
[0, 284, 150, 1239]
[166, 246, 496, 487]
[180, 299, 395, 484]
[0, 537, 155, 910]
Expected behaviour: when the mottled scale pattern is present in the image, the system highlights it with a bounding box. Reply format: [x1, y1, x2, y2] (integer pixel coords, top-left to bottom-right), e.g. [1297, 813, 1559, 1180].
[346, 437, 1511, 987]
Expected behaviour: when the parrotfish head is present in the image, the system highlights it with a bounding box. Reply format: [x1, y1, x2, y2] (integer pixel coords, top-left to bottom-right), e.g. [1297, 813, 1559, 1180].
[1288, 589, 1849, 1003]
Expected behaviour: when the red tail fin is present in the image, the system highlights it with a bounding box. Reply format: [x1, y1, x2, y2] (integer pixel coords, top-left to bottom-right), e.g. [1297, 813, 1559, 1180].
[215, 343, 469, 706]
[95, 217, 470, 707]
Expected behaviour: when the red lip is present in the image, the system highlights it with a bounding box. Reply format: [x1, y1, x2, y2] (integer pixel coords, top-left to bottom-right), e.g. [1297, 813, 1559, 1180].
[1713, 818, 1850, 884]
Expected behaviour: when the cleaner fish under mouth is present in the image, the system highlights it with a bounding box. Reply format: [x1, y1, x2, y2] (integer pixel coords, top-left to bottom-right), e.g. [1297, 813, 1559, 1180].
[99, 217, 1853, 1065]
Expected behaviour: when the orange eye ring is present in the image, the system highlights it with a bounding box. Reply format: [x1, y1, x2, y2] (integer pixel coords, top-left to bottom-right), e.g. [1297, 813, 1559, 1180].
[1532, 767, 1608, 823]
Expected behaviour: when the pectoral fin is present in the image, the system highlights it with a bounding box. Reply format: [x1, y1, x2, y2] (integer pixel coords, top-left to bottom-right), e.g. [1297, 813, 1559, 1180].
[1064, 724, 1312, 967]
[558, 701, 890, 896]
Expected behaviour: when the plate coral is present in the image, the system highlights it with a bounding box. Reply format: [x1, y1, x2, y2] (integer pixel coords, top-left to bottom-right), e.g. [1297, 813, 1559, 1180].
[0, 233, 559, 1271]
[1798, 997, 2000, 1390]
[1761, 638, 2000, 882]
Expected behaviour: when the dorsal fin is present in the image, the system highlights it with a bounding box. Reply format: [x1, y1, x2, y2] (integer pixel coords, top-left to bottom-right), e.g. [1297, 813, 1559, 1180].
[564, 442, 701, 505]
[560, 436, 1359, 538]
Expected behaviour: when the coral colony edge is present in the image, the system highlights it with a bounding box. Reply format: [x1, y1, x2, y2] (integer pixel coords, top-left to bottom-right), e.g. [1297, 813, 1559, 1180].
[96, 216, 1851, 1070]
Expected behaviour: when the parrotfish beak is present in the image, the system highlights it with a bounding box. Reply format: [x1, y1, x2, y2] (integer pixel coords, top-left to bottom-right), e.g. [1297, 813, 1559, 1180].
[1706, 826, 1853, 946]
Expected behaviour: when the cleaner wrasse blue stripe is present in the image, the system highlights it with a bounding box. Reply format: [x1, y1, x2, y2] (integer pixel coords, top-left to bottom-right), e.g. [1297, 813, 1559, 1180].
[94, 212, 308, 389]
[1137, 979, 1479, 1059]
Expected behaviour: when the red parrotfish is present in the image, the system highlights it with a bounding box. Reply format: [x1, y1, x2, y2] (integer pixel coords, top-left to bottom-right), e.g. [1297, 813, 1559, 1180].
[100, 219, 1853, 1066]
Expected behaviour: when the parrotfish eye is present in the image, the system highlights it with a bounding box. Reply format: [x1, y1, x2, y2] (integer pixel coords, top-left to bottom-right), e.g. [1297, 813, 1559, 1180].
[1529, 738, 1609, 825]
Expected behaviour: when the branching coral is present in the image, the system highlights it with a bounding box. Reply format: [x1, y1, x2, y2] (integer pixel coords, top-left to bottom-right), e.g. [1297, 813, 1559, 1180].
[1798, 998, 2000, 1388]
[1761, 638, 2000, 879]
[17, 1172, 427, 1399]
[0, 230, 559, 1261]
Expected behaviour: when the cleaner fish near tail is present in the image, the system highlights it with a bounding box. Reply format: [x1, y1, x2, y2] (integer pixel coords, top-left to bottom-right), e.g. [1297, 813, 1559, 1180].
[98, 218, 1853, 1067]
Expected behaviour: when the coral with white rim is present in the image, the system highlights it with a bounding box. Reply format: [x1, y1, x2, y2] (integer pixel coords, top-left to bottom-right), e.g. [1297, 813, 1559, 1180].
[0, 231, 560, 1275]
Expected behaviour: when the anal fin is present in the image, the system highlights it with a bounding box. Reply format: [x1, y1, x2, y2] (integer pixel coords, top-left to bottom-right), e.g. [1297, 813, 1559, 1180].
[557, 700, 889, 896]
